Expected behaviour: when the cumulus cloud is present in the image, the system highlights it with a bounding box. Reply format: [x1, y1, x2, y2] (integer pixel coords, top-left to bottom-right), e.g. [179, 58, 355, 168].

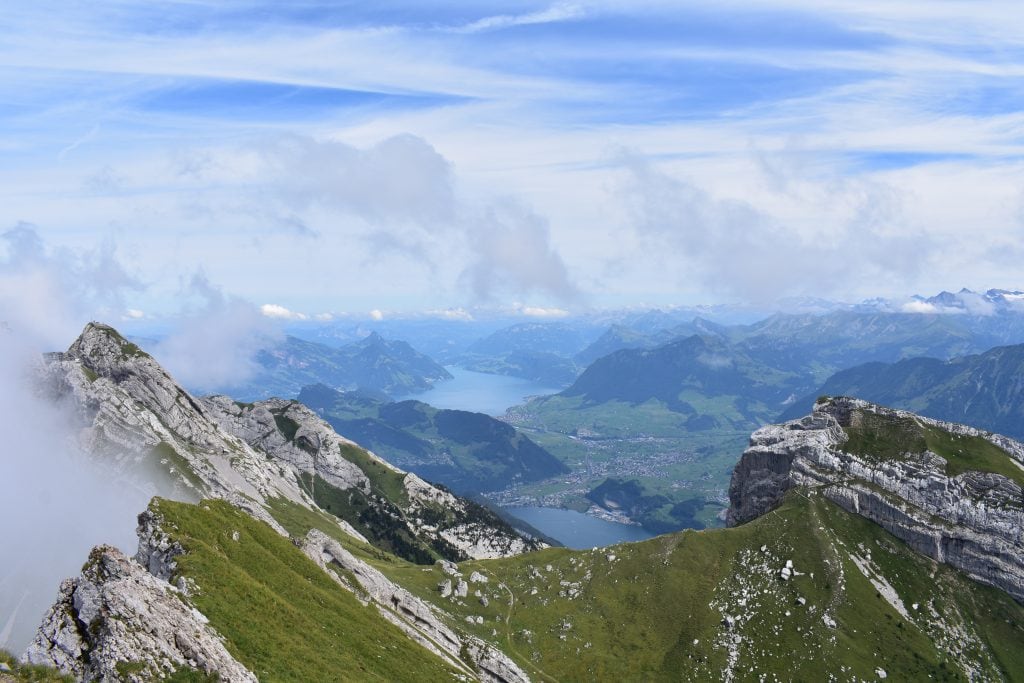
[260, 303, 307, 320]
[261, 133, 456, 228]
[900, 300, 942, 314]
[0, 223, 144, 347]
[151, 273, 283, 393]
[369, 309, 385, 321]
[617, 152, 932, 303]
[426, 307, 474, 321]
[956, 290, 996, 316]
[252, 134, 580, 304]
[462, 200, 580, 303]
[519, 305, 570, 318]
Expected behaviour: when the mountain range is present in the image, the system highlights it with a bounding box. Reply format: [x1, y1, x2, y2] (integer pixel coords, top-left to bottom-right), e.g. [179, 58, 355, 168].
[214, 332, 452, 401]
[779, 342, 1024, 439]
[8, 326, 1024, 680]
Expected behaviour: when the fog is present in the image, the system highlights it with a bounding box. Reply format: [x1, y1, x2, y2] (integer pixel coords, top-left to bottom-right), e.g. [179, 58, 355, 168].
[0, 226, 177, 654]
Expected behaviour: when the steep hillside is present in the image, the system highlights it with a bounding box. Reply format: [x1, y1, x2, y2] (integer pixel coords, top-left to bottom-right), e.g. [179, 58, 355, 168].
[563, 335, 800, 414]
[297, 384, 568, 494]
[499, 335, 805, 531]
[44, 323, 536, 564]
[779, 344, 1024, 439]
[573, 318, 729, 369]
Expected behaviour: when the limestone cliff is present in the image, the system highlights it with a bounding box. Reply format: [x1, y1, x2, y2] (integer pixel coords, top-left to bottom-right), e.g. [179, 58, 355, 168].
[22, 545, 256, 682]
[728, 396, 1024, 602]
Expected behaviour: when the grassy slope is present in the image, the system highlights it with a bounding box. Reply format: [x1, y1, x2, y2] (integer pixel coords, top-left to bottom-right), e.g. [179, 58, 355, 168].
[379, 492, 1024, 682]
[842, 408, 1024, 489]
[0, 650, 71, 683]
[151, 499, 461, 683]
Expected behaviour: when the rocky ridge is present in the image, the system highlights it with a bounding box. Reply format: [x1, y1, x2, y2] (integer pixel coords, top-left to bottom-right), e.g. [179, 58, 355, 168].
[300, 529, 530, 683]
[22, 544, 256, 682]
[20, 322, 543, 680]
[728, 396, 1024, 602]
[44, 323, 535, 562]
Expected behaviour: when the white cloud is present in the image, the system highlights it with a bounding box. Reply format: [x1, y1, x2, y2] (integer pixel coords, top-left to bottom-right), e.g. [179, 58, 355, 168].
[151, 273, 283, 393]
[519, 305, 571, 318]
[0, 224, 144, 347]
[260, 303, 308, 320]
[462, 200, 580, 303]
[427, 307, 474, 321]
[123, 308, 145, 319]
[369, 309, 385, 321]
[314, 312, 335, 321]
[453, 3, 585, 33]
[900, 300, 940, 314]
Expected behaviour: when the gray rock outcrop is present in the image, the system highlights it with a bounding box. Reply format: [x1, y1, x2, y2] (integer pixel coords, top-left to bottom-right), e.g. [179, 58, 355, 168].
[22, 545, 256, 682]
[728, 397, 1024, 602]
[300, 529, 531, 683]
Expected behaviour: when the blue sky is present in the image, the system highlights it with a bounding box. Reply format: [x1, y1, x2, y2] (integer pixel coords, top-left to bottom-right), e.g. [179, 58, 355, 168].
[2, 0, 1024, 335]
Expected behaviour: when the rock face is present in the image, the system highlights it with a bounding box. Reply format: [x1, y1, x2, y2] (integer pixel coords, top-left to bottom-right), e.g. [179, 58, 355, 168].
[728, 397, 1024, 602]
[42, 322, 302, 532]
[43, 323, 537, 562]
[22, 545, 256, 682]
[300, 529, 530, 683]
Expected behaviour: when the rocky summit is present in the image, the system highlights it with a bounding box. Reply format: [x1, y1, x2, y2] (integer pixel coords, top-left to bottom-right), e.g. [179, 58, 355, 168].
[729, 396, 1024, 601]
[12, 324, 1024, 681]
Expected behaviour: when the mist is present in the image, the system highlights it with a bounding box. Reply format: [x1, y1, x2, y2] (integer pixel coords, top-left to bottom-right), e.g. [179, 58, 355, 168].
[150, 271, 284, 393]
[0, 332, 167, 653]
[0, 226, 177, 654]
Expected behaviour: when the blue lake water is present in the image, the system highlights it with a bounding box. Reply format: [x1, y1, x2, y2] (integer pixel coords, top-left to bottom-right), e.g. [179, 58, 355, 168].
[504, 506, 655, 549]
[418, 366, 562, 416]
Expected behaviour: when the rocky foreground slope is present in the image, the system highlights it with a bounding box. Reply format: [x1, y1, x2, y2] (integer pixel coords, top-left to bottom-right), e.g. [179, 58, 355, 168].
[729, 396, 1024, 601]
[20, 322, 539, 681]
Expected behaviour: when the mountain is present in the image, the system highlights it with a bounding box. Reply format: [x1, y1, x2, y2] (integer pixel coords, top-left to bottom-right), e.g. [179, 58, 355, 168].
[15, 321, 538, 679]
[220, 332, 452, 400]
[573, 318, 730, 369]
[16, 334, 1024, 680]
[297, 384, 569, 494]
[561, 334, 803, 426]
[572, 324, 656, 369]
[467, 322, 599, 358]
[458, 322, 605, 386]
[731, 396, 1024, 601]
[365, 399, 1024, 680]
[779, 343, 1024, 439]
[43, 324, 535, 564]
[733, 296, 1024, 382]
[463, 349, 578, 386]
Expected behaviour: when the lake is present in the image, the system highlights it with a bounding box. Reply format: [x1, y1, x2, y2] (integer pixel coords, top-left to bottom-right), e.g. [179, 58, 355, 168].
[504, 506, 655, 549]
[418, 366, 562, 416]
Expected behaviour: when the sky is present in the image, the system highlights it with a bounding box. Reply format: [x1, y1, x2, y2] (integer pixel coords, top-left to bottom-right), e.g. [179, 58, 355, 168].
[2, 0, 1024, 332]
